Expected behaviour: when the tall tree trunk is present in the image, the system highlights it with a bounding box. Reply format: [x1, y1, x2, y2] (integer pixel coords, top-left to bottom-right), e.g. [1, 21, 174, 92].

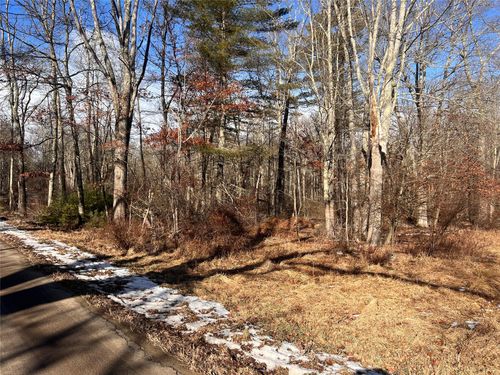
[8, 124, 15, 211]
[85, 67, 96, 184]
[346, 63, 360, 238]
[47, 87, 59, 206]
[367, 142, 383, 244]
[66, 89, 85, 221]
[92, 93, 101, 184]
[414, 61, 428, 227]
[113, 122, 130, 221]
[17, 109, 26, 216]
[366, 96, 383, 245]
[274, 96, 290, 216]
[136, 98, 147, 181]
[58, 99, 67, 200]
[160, 26, 169, 127]
[215, 111, 226, 203]
[17, 150, 26, 216]
[323, 0, 337, 239]
[10, 80, 26, 216]
[113, 88, 133, 221]
[323, 159, 335, 238]
[489, 144, 498, 225]
[416, 188, 429, 227]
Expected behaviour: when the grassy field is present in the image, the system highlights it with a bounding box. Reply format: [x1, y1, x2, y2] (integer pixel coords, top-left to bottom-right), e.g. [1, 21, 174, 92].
[24, 220, 500, 375]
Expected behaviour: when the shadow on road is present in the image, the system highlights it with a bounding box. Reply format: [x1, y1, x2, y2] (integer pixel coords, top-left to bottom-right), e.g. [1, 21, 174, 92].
[0, 246, 181, 375]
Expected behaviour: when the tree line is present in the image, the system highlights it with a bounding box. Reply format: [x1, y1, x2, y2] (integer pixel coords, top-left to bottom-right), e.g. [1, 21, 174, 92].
[0, 0, 498, 245]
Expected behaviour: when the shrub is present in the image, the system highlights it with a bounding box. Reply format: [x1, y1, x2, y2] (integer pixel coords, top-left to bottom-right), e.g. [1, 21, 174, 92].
[361, 246, 393, 266]
[255, 216, 315, 238]
[109, 221, 136, 250]
[84, 211, 107, 228]
[60, 202, 80, 228]
[405, 230, 488, 261]
[84, 188, 112, 213]
[38, 189, 112, 229]
[178, 205, 255, 258]
[109, 220, 170, 254]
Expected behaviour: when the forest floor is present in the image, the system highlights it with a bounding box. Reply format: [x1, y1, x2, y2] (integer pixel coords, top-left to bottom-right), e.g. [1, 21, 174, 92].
[1, 217, 499, 374]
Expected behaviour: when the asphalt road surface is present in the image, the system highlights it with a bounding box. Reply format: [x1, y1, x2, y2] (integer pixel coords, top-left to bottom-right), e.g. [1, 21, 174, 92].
[0, 239, 190, 375]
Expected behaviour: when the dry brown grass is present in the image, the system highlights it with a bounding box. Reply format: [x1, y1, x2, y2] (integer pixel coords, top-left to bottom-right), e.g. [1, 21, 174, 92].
[25, 221, 500, 375]
[403, 228, 496, 261]
[108, 220, 176, 254]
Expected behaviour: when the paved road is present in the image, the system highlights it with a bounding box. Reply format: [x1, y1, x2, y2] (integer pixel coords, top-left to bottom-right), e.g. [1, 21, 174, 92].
[0, 239, 190, 375]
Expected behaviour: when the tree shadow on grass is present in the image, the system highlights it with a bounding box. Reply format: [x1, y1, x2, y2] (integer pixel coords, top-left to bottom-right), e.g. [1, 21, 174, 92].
[282, 259, 496, 300]
[143, 248, 334, 288]
[356, 370, 391, 375]
[141, 246, 496, 301]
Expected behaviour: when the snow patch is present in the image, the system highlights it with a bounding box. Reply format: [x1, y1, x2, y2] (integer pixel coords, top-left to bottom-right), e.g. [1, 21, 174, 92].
[465, 320, 479, 330]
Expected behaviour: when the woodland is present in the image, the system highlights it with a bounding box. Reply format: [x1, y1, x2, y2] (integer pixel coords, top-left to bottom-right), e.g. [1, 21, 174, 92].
[0, 0, 498, 242]
[0, 1, 499, 373]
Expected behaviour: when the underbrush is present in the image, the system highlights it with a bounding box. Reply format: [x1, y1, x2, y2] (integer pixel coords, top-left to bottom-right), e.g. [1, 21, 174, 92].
[179, 206, 258, 259]
[404, 229, 492, 261]
[178, 209, 319, 259]
[37, 189, 111, 229]
[255, 216, 316, 238]
[360, 245, 393, 266]
[109, 221, 174, 254]
[107, 205, 318, 259]
[110, 205, 260, 256]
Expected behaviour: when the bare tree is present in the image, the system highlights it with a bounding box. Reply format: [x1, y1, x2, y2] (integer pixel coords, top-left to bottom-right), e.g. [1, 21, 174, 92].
[300, 0, 342, 238]
[69, 0, 159, 220]
[335, 0, 419, 244]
